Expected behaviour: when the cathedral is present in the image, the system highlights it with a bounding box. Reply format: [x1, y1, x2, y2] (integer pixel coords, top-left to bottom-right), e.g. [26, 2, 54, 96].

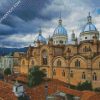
[16, 13, 100, 88]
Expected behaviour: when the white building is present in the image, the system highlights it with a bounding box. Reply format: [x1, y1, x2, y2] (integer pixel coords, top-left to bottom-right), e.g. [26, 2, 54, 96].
[1, 53, 13, 72]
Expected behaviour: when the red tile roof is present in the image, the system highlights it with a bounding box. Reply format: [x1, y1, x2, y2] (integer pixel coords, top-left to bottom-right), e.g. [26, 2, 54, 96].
[0, 79, 100, 100]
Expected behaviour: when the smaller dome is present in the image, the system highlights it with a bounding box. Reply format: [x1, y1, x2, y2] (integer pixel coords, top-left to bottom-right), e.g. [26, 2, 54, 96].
[83, 23, 97, 32]
[35, 33, 46, 43]
[54, 25, 67, 36]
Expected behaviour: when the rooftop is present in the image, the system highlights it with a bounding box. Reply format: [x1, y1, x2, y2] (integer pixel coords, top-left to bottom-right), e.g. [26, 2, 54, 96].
[0, 79, 100, 100]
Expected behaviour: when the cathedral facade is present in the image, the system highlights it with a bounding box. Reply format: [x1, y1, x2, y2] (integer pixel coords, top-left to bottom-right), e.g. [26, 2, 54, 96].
[19, 13, 100, 88]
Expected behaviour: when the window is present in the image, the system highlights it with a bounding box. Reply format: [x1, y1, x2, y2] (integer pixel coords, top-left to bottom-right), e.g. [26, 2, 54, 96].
[14, 60, 19, 66]
[93, 72, 97, 81]
[88, 46, 91, 52]
[82, 72, 86, 79]
[67, 48, 71, 53]
[42, 69, 47, 77]
[53, 69, 56, 75]
[57, 59, 61, 66]
[31, 60, 34, 65]
[60, 40, 63, 44]
[85, 37, 87, 39]
[22, 60, 25, 65]
[70, 71, 73, 78]
[75, 59, 80, 68]
[42, 50, 48, 65]
[83, 46, 91, 52]
[62, 70, 65, 77]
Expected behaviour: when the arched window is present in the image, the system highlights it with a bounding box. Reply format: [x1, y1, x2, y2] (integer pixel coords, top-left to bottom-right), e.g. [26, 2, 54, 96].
[93, 72, 97, 81]
[62, 70, 65, 77]
[42, 69, 47, 77]
[31, 60, 34, 65]
[42, 50, 48, 65]
[85, 37, 87, 39]
[22, 60, 25, 65]
[82, 72, 86, 79]
[83, 46, 91, 52]
[70, 71, 73, 78]
[53, 69, 56, 75]
[75, 59, 80, 68]
[67, 48, 71, 53]
[88, 46, 91, 52]
[60, 40, 63, 44]
[57, 59, 61, 66]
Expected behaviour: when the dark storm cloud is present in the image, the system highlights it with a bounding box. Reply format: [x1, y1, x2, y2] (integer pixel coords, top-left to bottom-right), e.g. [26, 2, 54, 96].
[0, 0, 100, 47]
[12, 0, 51, 21]
[0, 23, 17, 35]
[0, 0, 51, 22]
[0, 0, 51, 36]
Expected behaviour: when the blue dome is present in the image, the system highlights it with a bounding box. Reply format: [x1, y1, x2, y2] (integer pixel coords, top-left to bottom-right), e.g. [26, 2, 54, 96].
[54, 25, 67, 36]
[35, 33, 46, 43]
[82, 13, 97, 32]
[83, 23, 97, 32]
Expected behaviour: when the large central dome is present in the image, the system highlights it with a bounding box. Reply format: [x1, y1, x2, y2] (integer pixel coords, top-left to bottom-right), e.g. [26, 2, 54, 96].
[54, 25, 67, 36]
[53, 19, 67, 36]
[52, 17, 68, 45]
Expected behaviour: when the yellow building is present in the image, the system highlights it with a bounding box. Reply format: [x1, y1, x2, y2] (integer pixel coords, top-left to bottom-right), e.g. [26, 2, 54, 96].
[17, 13, 100, 88]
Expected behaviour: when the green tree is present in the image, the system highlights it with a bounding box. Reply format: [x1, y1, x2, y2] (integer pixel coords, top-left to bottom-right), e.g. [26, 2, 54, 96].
[28, 66, 46, 87]
[4, 68, 11, 76]
[94, 87, 100, 92]
[76, 80, 92, 91]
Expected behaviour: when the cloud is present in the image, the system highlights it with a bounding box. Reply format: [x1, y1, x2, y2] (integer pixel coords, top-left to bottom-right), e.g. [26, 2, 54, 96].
[0, 0, 100, 47]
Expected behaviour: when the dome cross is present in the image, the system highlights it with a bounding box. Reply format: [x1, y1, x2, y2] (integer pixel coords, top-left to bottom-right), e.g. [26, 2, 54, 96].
[87, 12, 92, 23]
[59, 12, 62, 25]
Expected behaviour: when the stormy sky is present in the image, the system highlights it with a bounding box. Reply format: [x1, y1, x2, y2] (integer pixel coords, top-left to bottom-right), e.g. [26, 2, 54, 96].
[0, 0, 100, 48]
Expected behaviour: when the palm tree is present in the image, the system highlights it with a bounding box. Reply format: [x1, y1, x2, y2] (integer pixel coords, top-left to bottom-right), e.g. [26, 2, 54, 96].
[28, 66, 46, 87]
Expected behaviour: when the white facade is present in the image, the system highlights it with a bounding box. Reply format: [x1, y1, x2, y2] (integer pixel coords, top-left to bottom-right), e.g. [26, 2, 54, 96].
[80, 31, 99, 41]
[1, 54, 13, 72]
[80, 13, 99, 42]
[53, 35, 68, 45]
